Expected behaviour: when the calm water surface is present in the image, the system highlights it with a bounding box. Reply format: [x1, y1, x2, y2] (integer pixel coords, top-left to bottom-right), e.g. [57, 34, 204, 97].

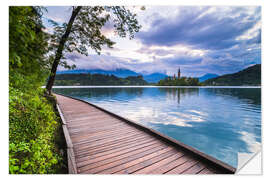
[53, 87, 261, 168]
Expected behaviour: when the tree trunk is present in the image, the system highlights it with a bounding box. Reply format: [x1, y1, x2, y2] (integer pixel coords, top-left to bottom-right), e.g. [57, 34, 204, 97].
[46, 6, 82, 94]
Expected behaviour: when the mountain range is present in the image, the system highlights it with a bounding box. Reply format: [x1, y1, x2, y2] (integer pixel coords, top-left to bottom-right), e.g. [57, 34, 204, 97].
[57, 68, 168, 83]
[56, 68, 138, 78]
[57, 68, 222, 83]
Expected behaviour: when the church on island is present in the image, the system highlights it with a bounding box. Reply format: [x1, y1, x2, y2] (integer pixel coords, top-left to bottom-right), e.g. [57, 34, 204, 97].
[171, 67, 181, 80]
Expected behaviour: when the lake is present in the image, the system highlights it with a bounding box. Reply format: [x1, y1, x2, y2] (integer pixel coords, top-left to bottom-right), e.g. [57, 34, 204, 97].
[53, 86, 261, 168]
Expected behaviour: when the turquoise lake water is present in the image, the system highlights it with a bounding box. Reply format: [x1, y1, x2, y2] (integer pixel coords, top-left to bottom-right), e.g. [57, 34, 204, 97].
[53, 87, 261, 168]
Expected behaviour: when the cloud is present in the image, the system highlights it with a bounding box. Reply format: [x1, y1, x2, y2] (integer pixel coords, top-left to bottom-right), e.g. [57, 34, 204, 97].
[161, 56, 203, 66]
[47, 6, 261, 77]
[137, 7, 261, 50]
[60, 52, 134, 71]
[135, 6, 261, 76]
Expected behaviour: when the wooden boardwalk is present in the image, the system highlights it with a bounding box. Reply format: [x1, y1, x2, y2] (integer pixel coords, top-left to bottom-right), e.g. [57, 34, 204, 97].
[55, 94, 236, 174]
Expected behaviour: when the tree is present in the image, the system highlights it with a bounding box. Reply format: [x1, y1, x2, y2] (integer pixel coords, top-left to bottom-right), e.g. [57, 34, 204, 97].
[45, 6, 141, 93]
[9, 6, 50, 88]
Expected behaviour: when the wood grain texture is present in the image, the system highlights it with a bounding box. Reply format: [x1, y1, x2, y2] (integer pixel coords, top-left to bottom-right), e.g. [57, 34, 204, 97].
[55, 94, 235, 174]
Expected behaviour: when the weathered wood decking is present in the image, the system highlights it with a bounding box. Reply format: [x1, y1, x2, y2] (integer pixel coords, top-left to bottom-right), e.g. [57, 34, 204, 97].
[55, 94, 236, 174]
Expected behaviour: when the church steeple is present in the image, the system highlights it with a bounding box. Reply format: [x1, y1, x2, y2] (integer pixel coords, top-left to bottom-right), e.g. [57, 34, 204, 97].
[178, 67, 181, 79]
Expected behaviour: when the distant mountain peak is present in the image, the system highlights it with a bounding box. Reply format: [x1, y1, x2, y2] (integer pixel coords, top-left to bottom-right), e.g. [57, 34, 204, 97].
[143, 73, 168, 83]
[198, 73, 219, 82]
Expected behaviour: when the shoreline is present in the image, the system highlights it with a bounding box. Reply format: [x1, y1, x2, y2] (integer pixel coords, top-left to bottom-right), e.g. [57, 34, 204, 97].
[45, 85, 261, 89]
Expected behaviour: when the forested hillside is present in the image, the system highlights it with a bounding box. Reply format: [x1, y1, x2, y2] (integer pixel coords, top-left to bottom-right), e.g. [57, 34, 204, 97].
[203, 64, 261, 86]
[54, 73, 148, 85]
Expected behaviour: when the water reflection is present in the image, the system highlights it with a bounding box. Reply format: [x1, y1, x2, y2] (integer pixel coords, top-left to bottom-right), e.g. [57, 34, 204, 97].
[54, 87, 144, 99]
[158, 88, 199, 104]
[53, 87, 261, 168]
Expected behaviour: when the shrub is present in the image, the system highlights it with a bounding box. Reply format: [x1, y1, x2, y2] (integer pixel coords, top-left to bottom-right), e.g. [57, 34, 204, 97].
[9, 6, 66, 174]
[9, 81, 65, 174]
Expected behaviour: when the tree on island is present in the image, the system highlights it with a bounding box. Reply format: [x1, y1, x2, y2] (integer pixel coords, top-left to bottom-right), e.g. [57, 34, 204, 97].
[45, 6, 142, 94]
[158, 77, 200, 86]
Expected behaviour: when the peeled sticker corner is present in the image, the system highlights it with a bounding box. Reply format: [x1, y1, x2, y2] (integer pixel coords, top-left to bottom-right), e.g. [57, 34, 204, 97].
[236, 149, 262, 174]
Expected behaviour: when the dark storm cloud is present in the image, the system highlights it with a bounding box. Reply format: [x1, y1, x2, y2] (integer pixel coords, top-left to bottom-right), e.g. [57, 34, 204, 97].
[137, 7, 261, 50]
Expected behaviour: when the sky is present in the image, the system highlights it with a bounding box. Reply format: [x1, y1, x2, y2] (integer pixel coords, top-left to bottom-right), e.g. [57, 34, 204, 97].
[43, 6, 261, 77]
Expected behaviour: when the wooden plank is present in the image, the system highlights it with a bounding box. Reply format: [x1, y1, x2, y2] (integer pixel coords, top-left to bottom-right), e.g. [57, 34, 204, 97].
[62, 124, 73, 148]
[70, 126, 141, 143]
[69, 119, 132, 128]
[76, 136, 159, 160]
[68, 121, 126, 131]
[64, 109, 104, 114]
[99, 146, 174, 174]
[66, 115, 109, 122]
[66, 114, 114, 123]
[71, 128, 142, 146]
[67, 148, 77, 174]
[74, 133, 149, 154]
[56, 104, 66, 125]
[114, 148, 178, 174]
[81, 144, 167, 174]
[78, 142, 165, 172]
[165, 159, 199, 174]
[182, 162, 205, 174]
[73, 130, 144, 148]
[65, 112, 108, 119]
[76, 140, 162, 165]
[67, 118, 122, 128]
[198, 168, 215, 174]
[68, 122, 126, 134]
[130, 151, 185, 174]
[71, 131, 140, 146]
[75, 135, 154, 157]
[146, 155, 190, 174]
[56, 99, 77, 174]
[69, 126, 138, 139]
[67, 118, 116, 126]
